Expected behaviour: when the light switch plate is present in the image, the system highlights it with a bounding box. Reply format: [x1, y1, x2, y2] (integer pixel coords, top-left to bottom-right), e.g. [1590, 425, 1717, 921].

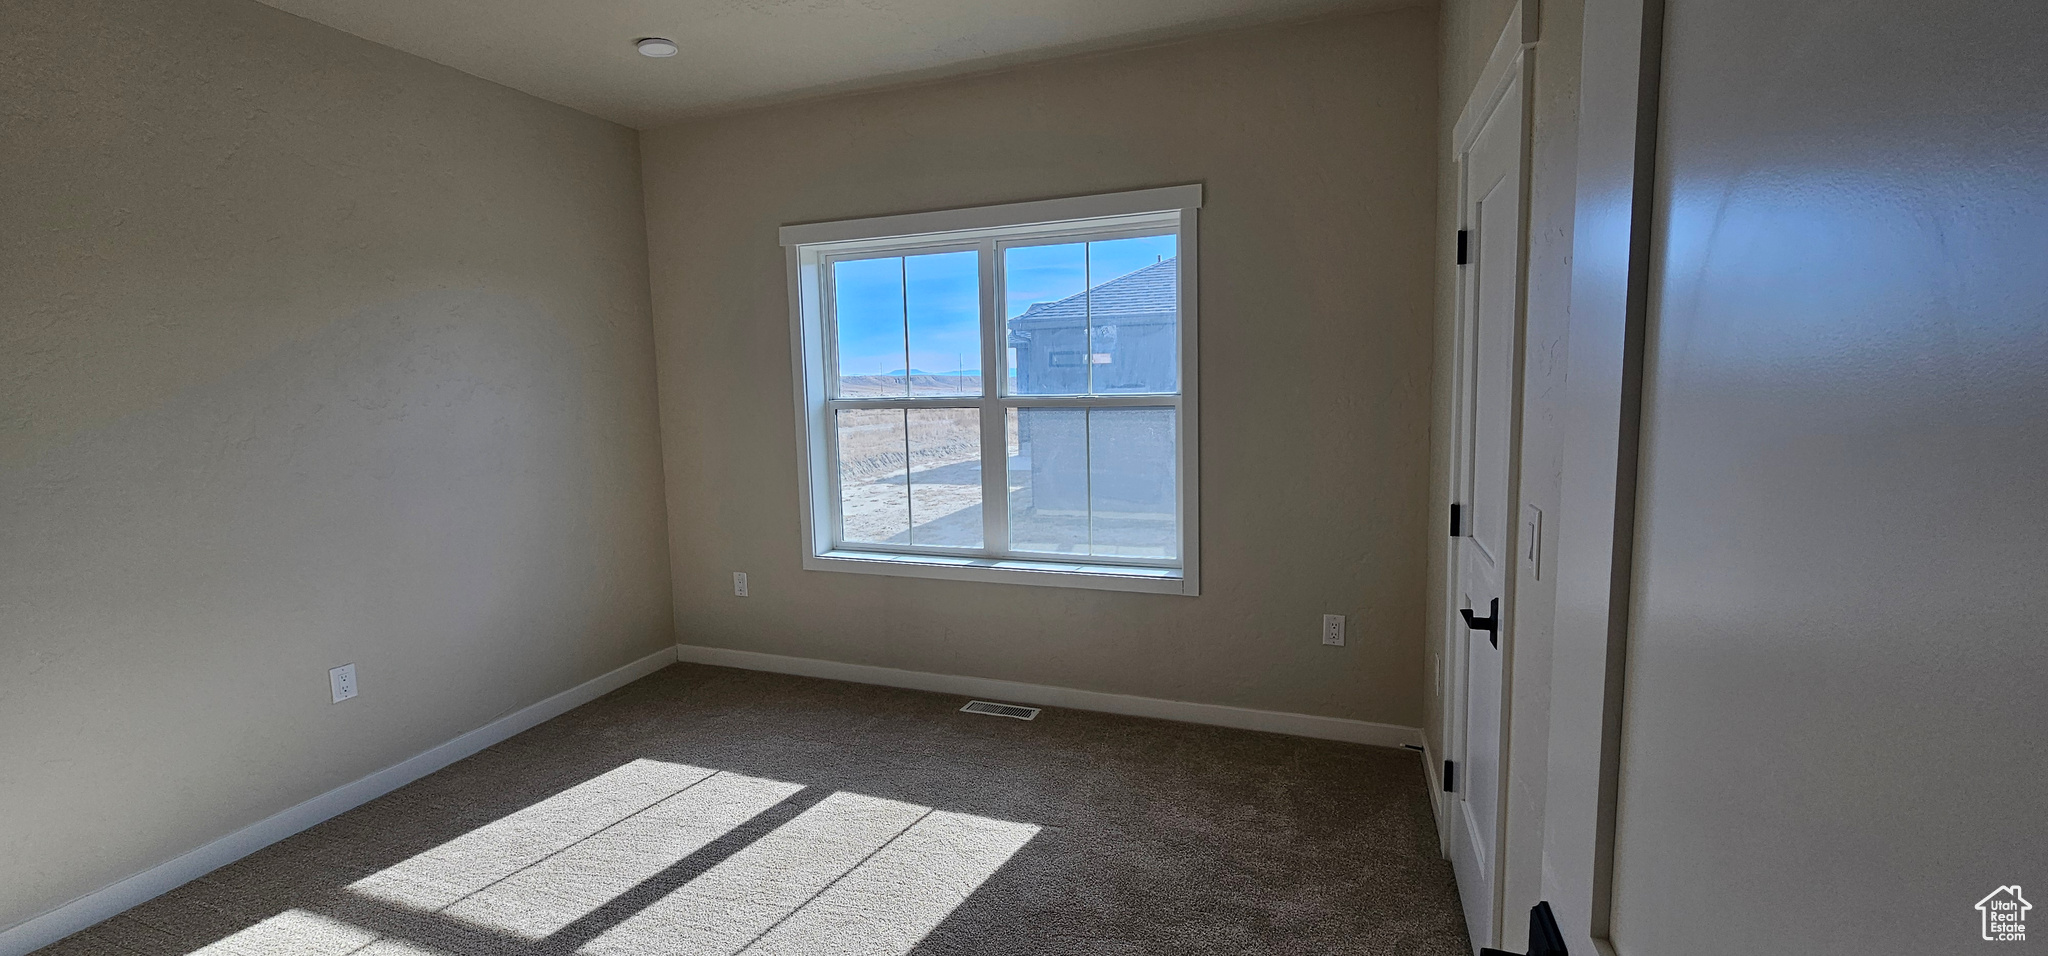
[1522, 504, 1544, 579]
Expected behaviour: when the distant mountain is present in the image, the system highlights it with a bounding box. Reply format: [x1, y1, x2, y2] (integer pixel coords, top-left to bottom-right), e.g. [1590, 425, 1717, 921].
[885, 369, 976, 377]
[839, 370, 985, 397]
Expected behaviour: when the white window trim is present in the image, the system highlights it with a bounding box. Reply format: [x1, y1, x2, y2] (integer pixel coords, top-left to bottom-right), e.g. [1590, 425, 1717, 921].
[782, 185, 1202, 596]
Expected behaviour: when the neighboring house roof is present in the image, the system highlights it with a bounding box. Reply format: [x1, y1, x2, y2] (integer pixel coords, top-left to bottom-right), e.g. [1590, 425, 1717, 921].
[1008, 257, 1177, 332]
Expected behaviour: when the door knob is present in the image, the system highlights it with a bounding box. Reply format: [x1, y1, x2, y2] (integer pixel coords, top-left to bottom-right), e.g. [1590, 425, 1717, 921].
[1461, 598, 1500, 648]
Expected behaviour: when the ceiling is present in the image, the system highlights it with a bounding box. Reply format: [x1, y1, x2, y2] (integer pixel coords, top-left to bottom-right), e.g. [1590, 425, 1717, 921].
[253, 0, 1420, 128]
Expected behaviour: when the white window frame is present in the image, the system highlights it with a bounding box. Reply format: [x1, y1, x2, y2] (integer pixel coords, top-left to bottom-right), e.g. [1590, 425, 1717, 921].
[781, 185, 1201, 596]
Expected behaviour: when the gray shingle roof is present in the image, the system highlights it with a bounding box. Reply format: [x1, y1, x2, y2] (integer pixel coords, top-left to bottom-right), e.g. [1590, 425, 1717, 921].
[1008, 257, 1178, 331]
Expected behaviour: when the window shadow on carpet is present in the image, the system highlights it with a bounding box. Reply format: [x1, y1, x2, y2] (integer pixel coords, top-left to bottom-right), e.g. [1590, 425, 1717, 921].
[40, 664, 1466, 956]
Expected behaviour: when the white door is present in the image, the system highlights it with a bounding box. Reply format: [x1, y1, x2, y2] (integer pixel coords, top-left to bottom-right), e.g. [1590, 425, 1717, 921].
[1447, 59, 1525, 953]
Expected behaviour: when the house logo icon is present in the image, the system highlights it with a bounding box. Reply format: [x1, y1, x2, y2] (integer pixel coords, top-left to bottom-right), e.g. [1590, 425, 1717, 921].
[1976, 886, 2030, 942]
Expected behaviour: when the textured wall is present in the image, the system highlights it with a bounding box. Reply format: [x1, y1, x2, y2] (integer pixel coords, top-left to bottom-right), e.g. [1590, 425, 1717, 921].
[1611, 0, 2048, 950]
[0, 0, 672, 930]
[641, 10, 1438, 726]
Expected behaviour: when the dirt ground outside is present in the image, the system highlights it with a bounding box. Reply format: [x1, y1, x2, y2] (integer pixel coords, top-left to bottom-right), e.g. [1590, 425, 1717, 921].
[830, 378, 1173, 557]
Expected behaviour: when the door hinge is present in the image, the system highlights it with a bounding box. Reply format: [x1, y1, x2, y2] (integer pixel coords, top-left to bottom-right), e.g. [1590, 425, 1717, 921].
[1456, 229, 1470, 265]
[1443, 760, 1456, 792]
[1450, 502, 1463, 537]
[1480, 901, 1569, 956]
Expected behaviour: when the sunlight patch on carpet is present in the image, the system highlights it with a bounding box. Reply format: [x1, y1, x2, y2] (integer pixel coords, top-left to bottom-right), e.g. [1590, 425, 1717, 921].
[349, 759, 717, 910]
[187, 908, 381, 955]
[441, 770, 803, 939]
[734, 808, 1040, 955]
[312, 757, 1039, 956]
[580, 792, 1038, 956]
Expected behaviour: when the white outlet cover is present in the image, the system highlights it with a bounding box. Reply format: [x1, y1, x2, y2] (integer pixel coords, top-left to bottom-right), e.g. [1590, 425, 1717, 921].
[1322, 614, 1346, 646]
[329, 663, 358, 703]
[733, 571, 749, 597]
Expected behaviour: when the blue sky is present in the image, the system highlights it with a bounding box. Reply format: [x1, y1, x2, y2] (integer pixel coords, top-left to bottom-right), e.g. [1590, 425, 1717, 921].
[834, 234, 1176, 382]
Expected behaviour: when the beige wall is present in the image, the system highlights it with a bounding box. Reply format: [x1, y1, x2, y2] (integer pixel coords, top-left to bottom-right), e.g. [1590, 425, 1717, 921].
[641, 10, 1438, 725]
[0, 0, 673, 931]
[1427, 0, 1584, 948]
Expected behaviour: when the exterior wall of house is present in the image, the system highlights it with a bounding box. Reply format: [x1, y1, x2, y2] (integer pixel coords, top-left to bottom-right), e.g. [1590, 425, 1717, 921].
[1009, 258, 1181, 520]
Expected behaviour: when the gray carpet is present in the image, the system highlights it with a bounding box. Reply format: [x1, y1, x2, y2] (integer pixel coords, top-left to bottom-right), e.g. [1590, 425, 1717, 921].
[36, 663, 1468, 955]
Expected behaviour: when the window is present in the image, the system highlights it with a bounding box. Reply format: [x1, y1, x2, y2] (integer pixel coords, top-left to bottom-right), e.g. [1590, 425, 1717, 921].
[781, 186, 1201, 595]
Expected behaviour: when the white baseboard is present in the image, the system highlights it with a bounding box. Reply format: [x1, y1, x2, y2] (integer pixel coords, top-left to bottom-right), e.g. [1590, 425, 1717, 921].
[674, 643, 1423, 749]
[0, 646, 679, 956]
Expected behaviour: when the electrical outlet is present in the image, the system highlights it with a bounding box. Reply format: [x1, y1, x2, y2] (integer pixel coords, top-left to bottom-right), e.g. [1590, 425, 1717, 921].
[1322, 614, 1346, 646]
[329, 663, 358, 703]
[732, 572, 749, 597]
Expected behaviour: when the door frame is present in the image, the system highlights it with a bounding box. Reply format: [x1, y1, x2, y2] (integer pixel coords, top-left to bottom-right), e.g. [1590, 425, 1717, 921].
[1436, 6, 1539, 951]
[1535, 0, 1664, 951]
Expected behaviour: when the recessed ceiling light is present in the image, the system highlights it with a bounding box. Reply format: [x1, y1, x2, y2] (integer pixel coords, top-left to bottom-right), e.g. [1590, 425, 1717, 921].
[637, 37, 678, 58]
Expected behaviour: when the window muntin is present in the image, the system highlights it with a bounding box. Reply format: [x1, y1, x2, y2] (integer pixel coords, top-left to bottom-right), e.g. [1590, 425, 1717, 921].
[786, 189, 1198, 593]
[830, 246, 982, 399]
[833, 406, 985, 550]
[1000, 232, 1179, 397]
[1005, 406, 1177, 559]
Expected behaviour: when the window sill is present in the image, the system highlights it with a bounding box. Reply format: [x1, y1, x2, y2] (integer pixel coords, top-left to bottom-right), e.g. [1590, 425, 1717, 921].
[806, 550, 1195, 596]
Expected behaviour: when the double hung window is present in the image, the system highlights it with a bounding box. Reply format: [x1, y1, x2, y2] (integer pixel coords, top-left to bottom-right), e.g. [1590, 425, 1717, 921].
[781, 186, 1200, 594]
